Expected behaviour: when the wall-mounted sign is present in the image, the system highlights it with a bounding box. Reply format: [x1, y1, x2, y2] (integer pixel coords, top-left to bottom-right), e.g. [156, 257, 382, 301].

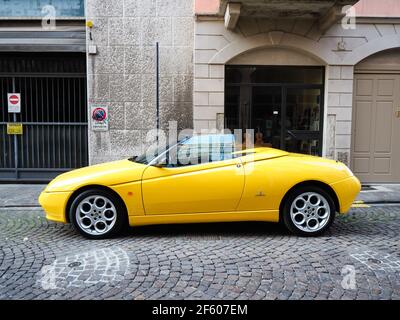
[91, 105, 108, 131]
[8, 93, 21, 113]
[7, 123, 23, 135]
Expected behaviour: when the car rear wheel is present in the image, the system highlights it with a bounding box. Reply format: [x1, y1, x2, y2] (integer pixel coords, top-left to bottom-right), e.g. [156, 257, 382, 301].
[282, 186, 335, 236]
[69, 189, 127, 239]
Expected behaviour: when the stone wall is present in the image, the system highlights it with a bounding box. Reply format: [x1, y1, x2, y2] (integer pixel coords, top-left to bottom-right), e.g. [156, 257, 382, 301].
[326, 65, 354, 163]
[86, 0, 194, 164]
[194, 16, 400, 165]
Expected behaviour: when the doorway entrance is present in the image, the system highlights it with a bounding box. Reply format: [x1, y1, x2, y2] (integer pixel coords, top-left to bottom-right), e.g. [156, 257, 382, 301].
[352, 73, 400, 182]
[225, 66, 325, 156]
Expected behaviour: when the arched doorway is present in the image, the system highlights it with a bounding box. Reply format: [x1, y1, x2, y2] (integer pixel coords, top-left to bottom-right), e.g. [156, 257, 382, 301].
[352, 48, 400, 183]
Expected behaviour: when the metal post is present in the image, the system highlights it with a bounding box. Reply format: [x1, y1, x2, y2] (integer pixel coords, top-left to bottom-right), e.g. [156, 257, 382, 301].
[12, 77, 18, 179]
[156, 42, 160, 142]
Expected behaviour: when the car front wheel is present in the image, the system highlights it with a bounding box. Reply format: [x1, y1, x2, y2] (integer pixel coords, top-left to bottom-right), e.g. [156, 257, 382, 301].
[282, 186, 336, 236]
[69, 189, 126, 239]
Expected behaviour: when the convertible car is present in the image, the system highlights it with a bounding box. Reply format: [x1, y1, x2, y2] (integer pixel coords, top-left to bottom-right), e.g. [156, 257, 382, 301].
[39, 134, 361, 239]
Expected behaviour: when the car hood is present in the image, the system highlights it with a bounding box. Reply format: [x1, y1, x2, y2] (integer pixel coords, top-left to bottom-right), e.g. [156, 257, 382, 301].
[44, 159, 147, 192]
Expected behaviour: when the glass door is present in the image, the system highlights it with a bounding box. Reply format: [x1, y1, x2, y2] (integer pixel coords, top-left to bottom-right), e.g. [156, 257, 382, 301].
[251, 86, 282, 149]
[284, 87, 323, 156]
[225, 66, 325, 156]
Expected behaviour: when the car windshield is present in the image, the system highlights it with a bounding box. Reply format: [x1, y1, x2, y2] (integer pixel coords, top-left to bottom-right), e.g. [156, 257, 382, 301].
[130, 136, 191, 165]
[130, 134, 252, 166]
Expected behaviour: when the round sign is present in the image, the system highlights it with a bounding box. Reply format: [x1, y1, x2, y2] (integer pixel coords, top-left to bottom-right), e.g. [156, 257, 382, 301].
[9, 95, 19, 105]
[92, 107, 107, 122]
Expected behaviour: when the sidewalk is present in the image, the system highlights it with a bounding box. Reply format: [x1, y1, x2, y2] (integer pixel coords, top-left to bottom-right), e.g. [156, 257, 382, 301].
[0, 184, 45, 207]
[0, 183, 400, 208]
[357, 184, 400, 204]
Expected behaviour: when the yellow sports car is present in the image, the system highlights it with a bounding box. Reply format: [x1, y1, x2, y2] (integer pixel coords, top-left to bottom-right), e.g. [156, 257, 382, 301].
[39, 134, 361, 239]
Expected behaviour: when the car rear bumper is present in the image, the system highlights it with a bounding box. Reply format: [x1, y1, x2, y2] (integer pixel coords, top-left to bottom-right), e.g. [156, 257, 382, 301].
[38, 191, 71, 223]
[330, 176, 361, 213]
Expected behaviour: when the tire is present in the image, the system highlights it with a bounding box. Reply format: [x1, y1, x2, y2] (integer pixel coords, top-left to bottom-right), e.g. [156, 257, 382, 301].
[69, 188, 127, 239]
[282, 186, 336, 237]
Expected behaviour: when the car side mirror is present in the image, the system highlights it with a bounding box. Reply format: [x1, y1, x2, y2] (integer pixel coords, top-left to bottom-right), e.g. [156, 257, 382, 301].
[152, 157, 169, 168]
[153, 162, 165, 168]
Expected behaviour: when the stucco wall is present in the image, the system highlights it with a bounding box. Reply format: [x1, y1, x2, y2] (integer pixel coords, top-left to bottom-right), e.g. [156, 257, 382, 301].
[194, 17, 400, 165]
[86, 0, 194, 164]
[354, 0, 400, 17]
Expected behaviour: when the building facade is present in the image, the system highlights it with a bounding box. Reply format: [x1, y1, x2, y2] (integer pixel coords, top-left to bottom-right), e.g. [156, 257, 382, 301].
[0, 0, 87, 181]
[0, 0, 400, 183]
[191, 0, 400, 183]
[87, 0, 400, 183]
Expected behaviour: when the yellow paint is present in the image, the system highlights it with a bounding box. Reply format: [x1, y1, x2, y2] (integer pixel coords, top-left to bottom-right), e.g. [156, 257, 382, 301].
[351, 203, 370, 208]
[351, 200, 370, 208]
[110, 181, 145, 216]
[7, 123, 23, 135]
[38, 191, 72, 223]
[128, 210, 279, 226]
[39, 148, 361, 227]
[43, 159, 146, 192]
[141, 157, 244, 214]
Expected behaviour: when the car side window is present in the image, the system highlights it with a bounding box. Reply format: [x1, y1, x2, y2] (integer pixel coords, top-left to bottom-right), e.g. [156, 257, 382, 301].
[173, 135, 237, 167]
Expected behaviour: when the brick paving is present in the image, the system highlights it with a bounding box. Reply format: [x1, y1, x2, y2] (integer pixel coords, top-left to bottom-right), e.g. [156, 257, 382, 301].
[0, 206, 399, 300]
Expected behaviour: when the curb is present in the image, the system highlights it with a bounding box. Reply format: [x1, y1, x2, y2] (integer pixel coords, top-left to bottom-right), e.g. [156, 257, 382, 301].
[0, 205, 41, 209]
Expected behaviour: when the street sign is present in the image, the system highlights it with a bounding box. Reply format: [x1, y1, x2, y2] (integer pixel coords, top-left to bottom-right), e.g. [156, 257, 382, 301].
[91, 105, 108, 131]
[7, 123, 23, 135]
[7, 93, 21, 113]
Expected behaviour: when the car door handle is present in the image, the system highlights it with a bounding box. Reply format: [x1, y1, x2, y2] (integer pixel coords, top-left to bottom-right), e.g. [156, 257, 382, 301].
[236, 163, 242, 168]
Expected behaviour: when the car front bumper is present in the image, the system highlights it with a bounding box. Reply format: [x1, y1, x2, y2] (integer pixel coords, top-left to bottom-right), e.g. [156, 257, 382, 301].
[38, 191, 72, 223]
[330, 176, 362, 213]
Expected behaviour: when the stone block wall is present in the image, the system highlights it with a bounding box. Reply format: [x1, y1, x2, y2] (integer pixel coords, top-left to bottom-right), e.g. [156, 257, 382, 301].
[326, 65, 354, 163]
[86, 0, 194, 164]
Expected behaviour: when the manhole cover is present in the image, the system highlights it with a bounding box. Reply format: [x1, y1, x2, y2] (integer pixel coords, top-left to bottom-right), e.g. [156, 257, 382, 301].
[367, 258, 381, 264]
[68, 262, 82, 268]
[350, 250, 400, 271]
[36, 247, 130, 289]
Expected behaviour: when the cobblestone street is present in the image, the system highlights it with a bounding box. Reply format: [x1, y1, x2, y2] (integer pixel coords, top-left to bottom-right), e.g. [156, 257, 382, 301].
[0, 205, 399, 300]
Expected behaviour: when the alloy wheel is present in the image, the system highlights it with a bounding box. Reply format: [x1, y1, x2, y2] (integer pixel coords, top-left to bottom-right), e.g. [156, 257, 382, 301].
[289, 192, 331, 233]
[76, 195, 117, 236]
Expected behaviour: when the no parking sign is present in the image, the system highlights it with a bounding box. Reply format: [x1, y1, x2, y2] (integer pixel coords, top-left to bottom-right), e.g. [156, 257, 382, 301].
[91, 105, 108, 131]
[8, 93, 21, 113]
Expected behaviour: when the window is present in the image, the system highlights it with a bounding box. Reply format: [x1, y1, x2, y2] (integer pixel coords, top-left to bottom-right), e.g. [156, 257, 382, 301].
[0, 0, 85, 18]
[159, 134, 241, 167]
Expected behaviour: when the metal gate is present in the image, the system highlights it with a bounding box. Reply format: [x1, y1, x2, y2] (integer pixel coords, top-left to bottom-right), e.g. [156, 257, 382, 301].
[0, 53, 88, 181]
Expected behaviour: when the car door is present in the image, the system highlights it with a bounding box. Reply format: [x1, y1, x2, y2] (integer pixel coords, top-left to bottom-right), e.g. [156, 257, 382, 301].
[141, 135, 245, 215]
